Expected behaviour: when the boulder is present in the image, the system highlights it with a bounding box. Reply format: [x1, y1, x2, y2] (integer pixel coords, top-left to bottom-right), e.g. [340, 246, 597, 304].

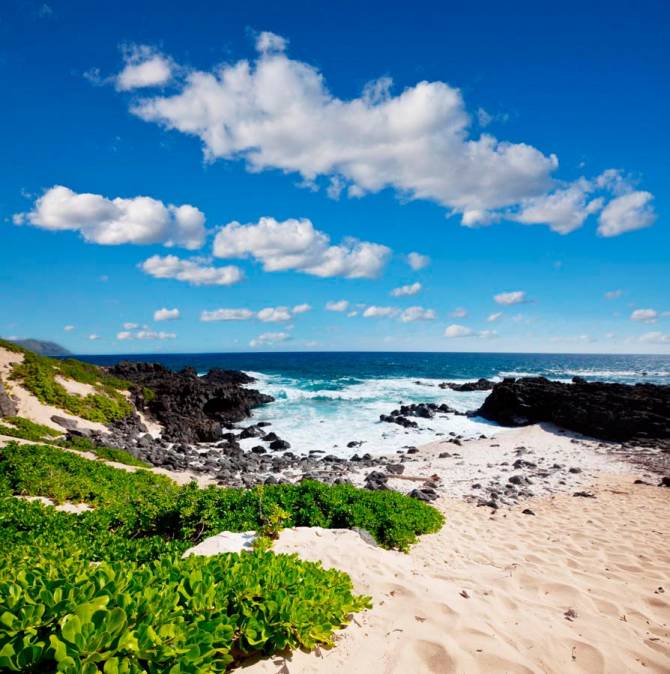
[0, 382, 17, 417]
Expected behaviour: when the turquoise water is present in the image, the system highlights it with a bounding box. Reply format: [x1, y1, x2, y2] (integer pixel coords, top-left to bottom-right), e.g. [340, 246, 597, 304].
[81, 352, 670, 456]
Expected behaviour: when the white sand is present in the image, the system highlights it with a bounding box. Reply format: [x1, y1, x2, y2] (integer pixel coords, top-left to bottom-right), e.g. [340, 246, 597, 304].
[246, 475, 669, 674]
[15, 494, 93, 513]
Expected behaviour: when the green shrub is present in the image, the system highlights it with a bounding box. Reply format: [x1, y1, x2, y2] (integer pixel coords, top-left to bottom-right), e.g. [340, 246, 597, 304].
[59, 434, 149, 468]
[9, 350, 132, 424]
[0, 416, 62, 442]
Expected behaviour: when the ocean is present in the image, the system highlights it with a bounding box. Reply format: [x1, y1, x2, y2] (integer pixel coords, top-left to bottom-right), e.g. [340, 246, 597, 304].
[80, 352, 670, 457]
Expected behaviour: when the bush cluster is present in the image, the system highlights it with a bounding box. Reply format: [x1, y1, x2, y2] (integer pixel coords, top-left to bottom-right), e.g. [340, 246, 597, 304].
[0, 416, 62, 442]
[6, 345, 133, 424]
[0, 442, 445, 671]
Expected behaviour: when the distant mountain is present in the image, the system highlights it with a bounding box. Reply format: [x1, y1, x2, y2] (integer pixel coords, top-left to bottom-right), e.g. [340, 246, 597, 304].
[8, 339, 72, 356]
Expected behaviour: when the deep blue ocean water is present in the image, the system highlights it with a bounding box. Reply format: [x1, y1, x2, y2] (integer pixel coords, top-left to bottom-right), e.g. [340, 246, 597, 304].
[79, 352, 670, 456]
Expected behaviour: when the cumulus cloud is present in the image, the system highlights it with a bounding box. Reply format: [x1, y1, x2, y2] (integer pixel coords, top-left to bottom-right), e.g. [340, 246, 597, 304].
[487, 312, 503, 322]
[407, 252, 430, 270]
[257, 307, 292, 322]
[88, 334, 101, 341]
[123, 35, 654, 236]
[116, 44, 172, 91]
[630, 308, 657, 323]
[399, 306, 436, 323]
[250, 331, 290, 347]
[391, 282, 421, 297]
[362, 306, 399, 318]
[117, 330, 176, 340]
[16, 186, 206, 249]
[326, 300, 349, 312]
[154, 307, 180, 321]
[292, 304, 311, 314]
[604, 290, 622, 300]
[639, 331, 670, 344]
[141, 255, 242, 286]
[494, 291, 526, 305]
[444, 324, 473, 338]
[201, 309, 254, 322]
[450, 307, 467, 318]
[63, 325, 75, 332]
[598, 191, 656, 237]
[213, 217, 390, 279]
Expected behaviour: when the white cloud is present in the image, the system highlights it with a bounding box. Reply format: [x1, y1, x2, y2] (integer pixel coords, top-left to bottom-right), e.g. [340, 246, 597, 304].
[116, 45, 172, 91]
[512, 180, 604, 234]
[326, 300, 349, 312]
[63, 325, 75, 332]
[213, 217, 390, 279]
[292, 303, 311, 314]
[120, 35, 654, 237]
[141, 255, 242, 286]
[444, 324, 473, 338]
[257, 307, 292, 322]
[201, 309, 254, 322]
[391, 282, 421, 297]
[639, 331, 670, 344]
[604, 290, 622, 300]
[478, 329, 498, 339]
[250, 331, 290, 348]
[88, 334, 101, 341]
[347, 311, 358, 318]
[494, 290, 526, 305]
[487, 312, 503, 322]
[630, 308, 657, 323]
[362, 306, 399, 318]
[449, 307, 467, 318]
[117, 330, 176, 340]
[154, 307, 180, 321]
[407, 252, 430, 270]
[17, 186, 206, 249]
[598, 191, 655, 237]
[128, 35, 561, 221]
[122, 322, 139, 330]
[399, 306, 436, 323]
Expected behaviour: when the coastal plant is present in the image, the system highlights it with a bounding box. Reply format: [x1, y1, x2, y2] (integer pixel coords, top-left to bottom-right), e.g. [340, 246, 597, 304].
[59, 434, 149, 468]
[0, 416, 62, 442]
[8, 347, 133, 424]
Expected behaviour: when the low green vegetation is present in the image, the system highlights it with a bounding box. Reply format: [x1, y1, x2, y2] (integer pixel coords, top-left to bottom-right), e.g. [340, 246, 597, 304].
[0, 416, 62, 442]
[0, 442, 443, 671]
[2, 340, 133, 424]
[60, 433, 149, 468]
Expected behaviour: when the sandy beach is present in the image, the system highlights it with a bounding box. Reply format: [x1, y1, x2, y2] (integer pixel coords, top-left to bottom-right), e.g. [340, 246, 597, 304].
[246, 473, 669, 674]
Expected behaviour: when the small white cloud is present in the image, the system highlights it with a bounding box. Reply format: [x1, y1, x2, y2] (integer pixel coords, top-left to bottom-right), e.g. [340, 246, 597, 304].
[407, 252, 430, 271]
[347, 311, 358, 318]
[477, 107, 493, 127]
[17, 186, 206, 249]
[292, 303, 311, 314]
[213, 217, 390, 279]
[117, 330, 175, 340]
[63, 325, 75, 332]
[478, 329, 498, 339]
[250, 331, 290, 347]
[326, 300, 349, 312]
[116, 44, 172, 91]
[487, 312, 503, 322]
[257, 307, 292, 323]
[141, 255, 243, 286]
[449, 307, 467, 318]
[122, 322, 139, 330]
[630, 308, 657, 323]
[639, 331, 670, 344]
[362, 306, 399, 318]
[154, 307, 180, 321]
[256, 31, 288, 54]
[598, 191, 655, 237]
[391, 282, 421, 297]
[494, 291, 526, 305]
[200, 309, 255, 322]
[444, 324, 473, 338]
[399, 306, 436, 323]
[604, 290, 622, 300]
[88, 334, 101, 341]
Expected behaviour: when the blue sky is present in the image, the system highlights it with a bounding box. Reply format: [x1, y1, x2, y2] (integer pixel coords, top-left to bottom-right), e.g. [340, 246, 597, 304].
[1, 0, 668, 354]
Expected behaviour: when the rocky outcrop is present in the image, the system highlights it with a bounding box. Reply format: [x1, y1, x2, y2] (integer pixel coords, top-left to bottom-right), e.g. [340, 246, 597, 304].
[107, 362, 274, 443]
[476, 377, 670, 442]
[440, 378, 494, 392]
[0, 381, 17, 417]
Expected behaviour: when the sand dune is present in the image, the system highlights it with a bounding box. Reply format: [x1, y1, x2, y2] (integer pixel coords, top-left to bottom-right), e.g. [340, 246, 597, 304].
[247, 475, 669, 674]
